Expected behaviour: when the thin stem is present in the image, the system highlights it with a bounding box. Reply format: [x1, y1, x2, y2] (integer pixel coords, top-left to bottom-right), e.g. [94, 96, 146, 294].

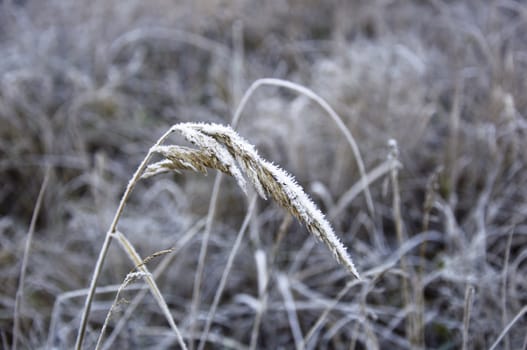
[462, 285, 474, 350]
[302, 279, 362, 348]
[197, 196, 257, 350]
[100, 219, 205, 350]
[75, 127, 176, 350]
[277, 274, 303, 350]
[188, 174, 223, 350]
[95, 271, 146, 350]
[501, 228, 514, 350]
[114, 232, 187, 350]
[388, 139, 415, 348]
[47, 284, 145, 349]
[12, 167, 50, 350]
[489, 306, 527, 350]
[249, 215, 291, 350]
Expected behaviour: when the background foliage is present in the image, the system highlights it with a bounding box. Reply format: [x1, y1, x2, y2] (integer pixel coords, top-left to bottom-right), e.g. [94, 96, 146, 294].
[1, 1, 526, 349]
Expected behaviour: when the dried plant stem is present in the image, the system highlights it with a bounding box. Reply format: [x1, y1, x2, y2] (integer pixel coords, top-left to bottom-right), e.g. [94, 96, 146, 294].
[351, 279, 380, 350]
[415, 169, 440, 350]
[388, 140, 418, 348]
[462, 285, 474, 350]
[12, 167, 50, 350]
[188, 174, 223, 350]
[489, 306, 527, 350]
[197, 196, 257, 350]
[100, 219, 205, 350]
[249, 270, 268, 350]
[277, 274, 303, 350]
[75, 127, 177, 350]
[444, 78, 462, 202]
[413, 279, 425, 349]
[501, 228, 514, 350]
[95, 271, 149, 350]
[301, 278, 363, 348]
[419, 169, 440, 262]
[48, 284, 148, 349]
[250, 215, 291, 350]
[107, 231, 187, 350]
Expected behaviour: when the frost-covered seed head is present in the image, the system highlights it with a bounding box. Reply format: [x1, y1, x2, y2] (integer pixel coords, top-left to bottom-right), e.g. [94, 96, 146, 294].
[142, 122, 360, 279]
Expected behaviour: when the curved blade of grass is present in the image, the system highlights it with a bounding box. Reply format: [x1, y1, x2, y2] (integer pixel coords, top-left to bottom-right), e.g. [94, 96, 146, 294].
[231, 78, 374, 217]
[13, 167, 50, 350]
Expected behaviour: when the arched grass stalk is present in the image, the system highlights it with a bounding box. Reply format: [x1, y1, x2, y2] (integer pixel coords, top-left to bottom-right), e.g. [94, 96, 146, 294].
[231, 78, 374, 217]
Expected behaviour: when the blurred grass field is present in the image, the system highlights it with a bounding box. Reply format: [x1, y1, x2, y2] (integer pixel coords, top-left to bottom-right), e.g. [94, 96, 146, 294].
[1, 1, 527, 349]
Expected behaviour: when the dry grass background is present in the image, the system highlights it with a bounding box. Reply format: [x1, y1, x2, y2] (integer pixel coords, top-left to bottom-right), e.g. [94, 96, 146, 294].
[1, 0, 527, 349]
